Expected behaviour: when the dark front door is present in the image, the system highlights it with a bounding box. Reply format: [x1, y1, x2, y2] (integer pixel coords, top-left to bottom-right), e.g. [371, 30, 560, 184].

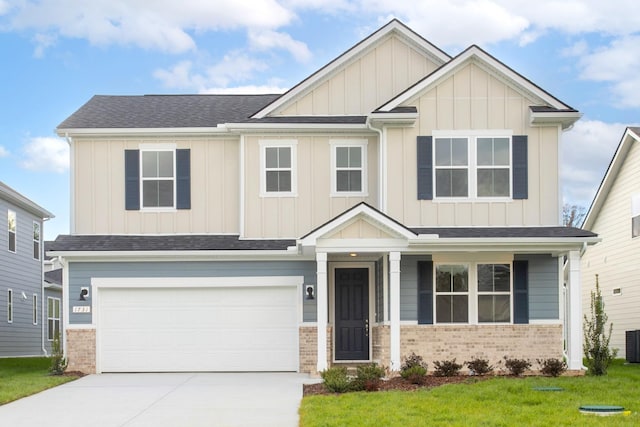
[335, 268, 369, 360]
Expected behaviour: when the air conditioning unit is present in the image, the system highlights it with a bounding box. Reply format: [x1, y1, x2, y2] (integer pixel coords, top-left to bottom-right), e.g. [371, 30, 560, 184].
[626, 330, 640, 363]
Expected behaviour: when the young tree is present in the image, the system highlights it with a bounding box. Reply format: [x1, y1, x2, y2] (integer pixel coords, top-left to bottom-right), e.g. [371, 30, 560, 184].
[563, 203, 586, 227]
[583, 274, 616, 375]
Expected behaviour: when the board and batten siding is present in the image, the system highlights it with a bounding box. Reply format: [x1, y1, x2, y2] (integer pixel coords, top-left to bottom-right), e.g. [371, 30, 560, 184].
[399, 254, 559, 322]
[581, 138, 640, 354]
[67, 261, 318, 324]
[243, 135, 379, 239]
[386, 62, 561, 227]
[278, 34, 441, 116]
[0, 199, 44, 356]
[72, 136, 240, 235]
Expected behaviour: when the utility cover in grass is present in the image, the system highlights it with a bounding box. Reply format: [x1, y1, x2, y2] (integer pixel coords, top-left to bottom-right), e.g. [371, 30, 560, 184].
[532, 386, 563, 391]
[579, 405, 624, 416]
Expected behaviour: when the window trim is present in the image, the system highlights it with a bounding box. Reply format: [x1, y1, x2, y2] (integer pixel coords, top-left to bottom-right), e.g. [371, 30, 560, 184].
[433, 260, 513, 325]
[8, 209, 16, 253]
[47, 296, 61, 341]
[476, 263, 513, 324]
[259, 140, 298, 197]
[7, 289, 13, 323]
[139, 145, 177, 211]
[33, 293, 38, 325]
[33, 221, 41, 260]
[434, 263, 470, 324]
[330, 139, 368, 197]
[432, 130, 513, 201]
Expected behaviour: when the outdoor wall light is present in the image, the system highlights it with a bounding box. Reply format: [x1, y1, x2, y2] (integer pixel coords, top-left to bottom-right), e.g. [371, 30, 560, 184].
[305, 285, 315, 300]
[79, 287, 89, 301]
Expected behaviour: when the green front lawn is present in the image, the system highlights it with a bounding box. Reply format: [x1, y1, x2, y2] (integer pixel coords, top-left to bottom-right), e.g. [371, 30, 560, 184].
[300, 360, 640, 426]
[0, 357, 78, 405]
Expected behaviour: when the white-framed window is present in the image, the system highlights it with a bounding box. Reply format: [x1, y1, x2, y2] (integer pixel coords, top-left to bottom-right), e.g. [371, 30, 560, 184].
[434, 261, 512, 324]
[331, 139, 368, 196]
[141, 148, 175, 209]
[433, 131, 512, 200]
[47, 297, 61, 341]
[7, 289, 13, 323]
[632, 194, 640, 238]
[33, 221, 41, 260]
[260, 140, 297, 196]
[8, 210, 16, 253]
[32, 294, 38, 325]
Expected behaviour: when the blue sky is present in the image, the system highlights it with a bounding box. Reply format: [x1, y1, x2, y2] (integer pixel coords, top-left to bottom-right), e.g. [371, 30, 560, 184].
[1, 0, 639, 239]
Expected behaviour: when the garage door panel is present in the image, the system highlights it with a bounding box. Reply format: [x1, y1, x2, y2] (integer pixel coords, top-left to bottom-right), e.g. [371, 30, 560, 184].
[98, 285, 299, 372]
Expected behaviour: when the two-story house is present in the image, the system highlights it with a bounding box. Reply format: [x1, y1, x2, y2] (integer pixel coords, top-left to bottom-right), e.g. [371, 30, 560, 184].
[0, 181, 56, 357]
[50, 20, 597, 375]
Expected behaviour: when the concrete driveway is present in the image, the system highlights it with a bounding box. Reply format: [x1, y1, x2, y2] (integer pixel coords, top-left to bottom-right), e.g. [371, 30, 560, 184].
[0, 372, 314, 427]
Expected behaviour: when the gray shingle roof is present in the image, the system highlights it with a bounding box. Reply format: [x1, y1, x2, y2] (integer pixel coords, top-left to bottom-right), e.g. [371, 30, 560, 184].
[57, 94, 281, 129]
[410, 227, 596, 238]
[44, 269, 62, 286]
[48, 234, 296, 252]
[0, 181, 54, 219]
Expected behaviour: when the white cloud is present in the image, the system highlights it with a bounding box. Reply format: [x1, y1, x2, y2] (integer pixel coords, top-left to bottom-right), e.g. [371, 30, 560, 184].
[248, 29, 312, 62]
[561, 120, 630, 207]
[0, 145, 8, 157]
[200, 85, 287, 94]
[21, 137, 69, 173]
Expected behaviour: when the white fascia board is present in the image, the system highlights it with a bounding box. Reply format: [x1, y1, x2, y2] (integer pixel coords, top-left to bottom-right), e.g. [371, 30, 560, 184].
[529, 111, 582, 130]
[56, 127, 229, 137]
[583, 128, 639, 230]
[47, 250, 311, 262]
[316, 238, 409, 251]
[405, 236, 600, 253]
[368, 113, 418, 127]
[252, 21, 449, 119]
[224, 122, 368, 133]
[379, 47, 570, 112]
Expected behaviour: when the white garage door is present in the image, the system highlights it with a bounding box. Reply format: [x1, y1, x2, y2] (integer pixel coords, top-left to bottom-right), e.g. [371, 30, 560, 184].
[97, 284, 299, 372]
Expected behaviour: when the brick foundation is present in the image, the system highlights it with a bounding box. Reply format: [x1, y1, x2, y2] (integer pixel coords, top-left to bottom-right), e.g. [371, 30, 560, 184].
[400, 324, 563, 371]
[372, 325, 390, 367]
[66, 328, 96, 374]
[299, 325, 332, 375]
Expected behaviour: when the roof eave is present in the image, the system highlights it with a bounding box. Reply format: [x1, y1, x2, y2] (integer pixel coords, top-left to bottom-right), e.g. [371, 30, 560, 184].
[0, 183, 54, 219]
[56, 127, 229, 137]
[47, 248, 306, 261]
[530, 111, 582, 130]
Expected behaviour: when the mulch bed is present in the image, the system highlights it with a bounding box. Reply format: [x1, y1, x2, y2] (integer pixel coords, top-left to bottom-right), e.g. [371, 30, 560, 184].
[303, 375, 487, 396]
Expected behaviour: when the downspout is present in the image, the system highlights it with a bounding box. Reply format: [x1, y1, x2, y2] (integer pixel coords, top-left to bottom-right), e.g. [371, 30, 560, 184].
[366, 118, 385, 212]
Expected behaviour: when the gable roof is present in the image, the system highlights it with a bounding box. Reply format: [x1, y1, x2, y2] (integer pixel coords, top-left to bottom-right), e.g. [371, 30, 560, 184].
[583, 127, 640, 230]
[57, 94, 280, 130]
[0, 181, 53, 219]
[251, 19, 451, 119]
[377, 45, 580, 129]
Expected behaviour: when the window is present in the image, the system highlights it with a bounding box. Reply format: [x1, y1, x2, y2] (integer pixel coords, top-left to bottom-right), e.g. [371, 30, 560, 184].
[331, 140, 367, 195]
[141, 150, 175, 208]
[260, 141, 297, 196]
[433, 133, 512, 199]
[477, 264, 511, 323]
[632, 194, 640, 238]
[33, 222, 40, 260]
[47, 297, 61, 341]
[435, 265, 469, 323]
[7, 289, 13, 323]
[8, 210, 16, 253]
[33, 294, 38, 325]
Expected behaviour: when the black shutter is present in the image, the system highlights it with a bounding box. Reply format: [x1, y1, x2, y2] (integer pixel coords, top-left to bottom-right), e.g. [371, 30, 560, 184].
[417, 136, 433, 200]
[512, 135, 528, 199]
[124, 150, 140, 210]
[176, 149, 191, 210]
[513, 260, 529, 324]
[417, 261, 433, 324]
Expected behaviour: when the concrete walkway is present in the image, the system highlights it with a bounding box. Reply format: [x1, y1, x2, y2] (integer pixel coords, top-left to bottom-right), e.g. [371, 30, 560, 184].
[0, 372, 313, 427]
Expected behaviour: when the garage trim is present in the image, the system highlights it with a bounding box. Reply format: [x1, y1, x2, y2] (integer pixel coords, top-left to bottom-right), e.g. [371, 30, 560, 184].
[92, 276, 304, 373]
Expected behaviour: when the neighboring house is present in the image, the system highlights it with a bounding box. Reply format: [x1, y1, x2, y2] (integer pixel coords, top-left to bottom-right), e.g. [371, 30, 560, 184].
[49, 20, 597, 375]
[0, 181, 55, 357]
[43, 241, 64, 354]
[581, 127, 640, 359]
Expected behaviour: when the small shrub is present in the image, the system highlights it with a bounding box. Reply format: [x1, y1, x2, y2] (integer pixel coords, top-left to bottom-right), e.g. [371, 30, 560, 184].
[465, 357, 493, 375]
[352, 363, 386, 391]
[503, 357, 531, 376]
[433, 359, 462, 377]
[49, 331, 67, 375]
[537, 358, 567, 377]
[583, 274, 617, 375]
[400, 353, 428, 384]
[320, 366, 351, 393]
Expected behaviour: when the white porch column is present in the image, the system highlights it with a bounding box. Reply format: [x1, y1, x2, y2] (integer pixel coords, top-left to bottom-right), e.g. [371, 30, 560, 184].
[566, 250, 583, 370]
[389, 251, 401, 371]
[316, 252, 328, 372]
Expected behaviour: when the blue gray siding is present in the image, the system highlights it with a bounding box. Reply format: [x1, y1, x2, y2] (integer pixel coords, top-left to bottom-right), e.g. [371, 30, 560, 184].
[0, 199, 44, 357]
[515, 254, 559, 320]
[68, 261, 317, 324]
[43, 287, 62, 354]
[400, 255, 432, 321]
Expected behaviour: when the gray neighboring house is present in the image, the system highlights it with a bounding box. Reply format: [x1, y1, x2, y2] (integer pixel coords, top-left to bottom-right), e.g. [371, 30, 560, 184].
[0, 181, 55, 357]
[43, 242, 64, 355]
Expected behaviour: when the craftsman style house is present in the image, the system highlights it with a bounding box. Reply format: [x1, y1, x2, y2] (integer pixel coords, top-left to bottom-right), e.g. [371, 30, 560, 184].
[0, 181, 57, 357]
[581, 127, 640, 359]
[50, 20, 596, 374]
